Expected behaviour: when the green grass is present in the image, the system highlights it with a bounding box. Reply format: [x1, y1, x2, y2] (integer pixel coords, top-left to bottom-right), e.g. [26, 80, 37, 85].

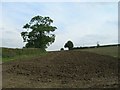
[1, 46, 119, 63]
[79, 46, 118, 58]
[2, 48, 47, 62]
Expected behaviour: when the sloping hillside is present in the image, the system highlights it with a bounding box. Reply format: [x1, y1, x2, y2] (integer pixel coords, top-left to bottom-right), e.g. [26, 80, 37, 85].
[2, 50, 118, 88]
[77, 46, 118, 58]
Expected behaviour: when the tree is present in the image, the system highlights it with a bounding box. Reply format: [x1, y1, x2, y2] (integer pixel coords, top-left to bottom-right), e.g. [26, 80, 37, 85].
[60, 48, 64, 51]
[97, 41, 100, 48]
[21, 15, 57, 49]
[64, 41, 74, 50]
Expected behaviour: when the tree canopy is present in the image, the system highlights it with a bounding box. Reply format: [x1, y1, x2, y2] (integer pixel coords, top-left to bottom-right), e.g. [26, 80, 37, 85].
[64, 40, 74, 50]
[21, 15, 57, 49]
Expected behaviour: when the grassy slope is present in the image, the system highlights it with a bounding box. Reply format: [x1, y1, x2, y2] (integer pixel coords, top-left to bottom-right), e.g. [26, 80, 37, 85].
[78, 46, 118, 58]
[2, 48, 47, 62]
[1, 46, 119, 62]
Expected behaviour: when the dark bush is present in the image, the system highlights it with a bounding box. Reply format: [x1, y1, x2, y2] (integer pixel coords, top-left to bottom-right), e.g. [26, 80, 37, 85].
[64, 41, 74, 50]
[60, 48, 64, 51]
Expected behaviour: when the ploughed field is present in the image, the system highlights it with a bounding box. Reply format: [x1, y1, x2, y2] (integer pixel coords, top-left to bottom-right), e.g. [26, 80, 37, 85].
[2, 50, 119, 88]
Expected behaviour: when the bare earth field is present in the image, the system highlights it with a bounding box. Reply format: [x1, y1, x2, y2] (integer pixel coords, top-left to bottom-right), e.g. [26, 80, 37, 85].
[2, 50, 119, 88]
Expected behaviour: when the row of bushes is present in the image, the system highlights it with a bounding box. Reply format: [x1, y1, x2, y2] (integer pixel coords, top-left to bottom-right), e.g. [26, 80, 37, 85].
[73, 44, 119, 50]
[60, 43, 119, 51]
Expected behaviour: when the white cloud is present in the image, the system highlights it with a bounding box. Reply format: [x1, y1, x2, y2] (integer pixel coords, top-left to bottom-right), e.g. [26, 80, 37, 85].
[2, 21, 24, 48]
[0, 3, 2, 47]
[1, 0, 119, 2]
[1, 2, 118, 51]
[47, 3, 118, 51]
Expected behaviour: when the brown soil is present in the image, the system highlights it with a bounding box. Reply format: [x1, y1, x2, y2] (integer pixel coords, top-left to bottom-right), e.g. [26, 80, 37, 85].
[2, 50, 119, 88]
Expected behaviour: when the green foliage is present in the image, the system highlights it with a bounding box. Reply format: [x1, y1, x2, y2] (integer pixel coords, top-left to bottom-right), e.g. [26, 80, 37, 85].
[64, 41, 74, 50]
[2, 48, 47, 62]
[60, 48, 64, 51]
[21, 15, 57, 49]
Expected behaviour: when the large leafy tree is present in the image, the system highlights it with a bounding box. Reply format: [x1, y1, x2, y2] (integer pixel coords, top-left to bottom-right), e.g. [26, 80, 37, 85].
[21, 15, 57, 49]
[64, 41, 74, 50]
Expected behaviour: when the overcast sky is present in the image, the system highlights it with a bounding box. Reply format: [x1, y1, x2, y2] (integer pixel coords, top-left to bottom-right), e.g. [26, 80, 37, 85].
[1, 0, 118, 51]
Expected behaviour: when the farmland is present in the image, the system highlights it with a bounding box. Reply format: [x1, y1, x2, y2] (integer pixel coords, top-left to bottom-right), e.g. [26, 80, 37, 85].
[79, 46, 119, 58]
[2, 46, 119, 88]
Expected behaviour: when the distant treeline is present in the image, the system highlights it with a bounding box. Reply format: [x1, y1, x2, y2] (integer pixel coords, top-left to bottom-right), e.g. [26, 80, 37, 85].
[73, 44, 120, 50]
